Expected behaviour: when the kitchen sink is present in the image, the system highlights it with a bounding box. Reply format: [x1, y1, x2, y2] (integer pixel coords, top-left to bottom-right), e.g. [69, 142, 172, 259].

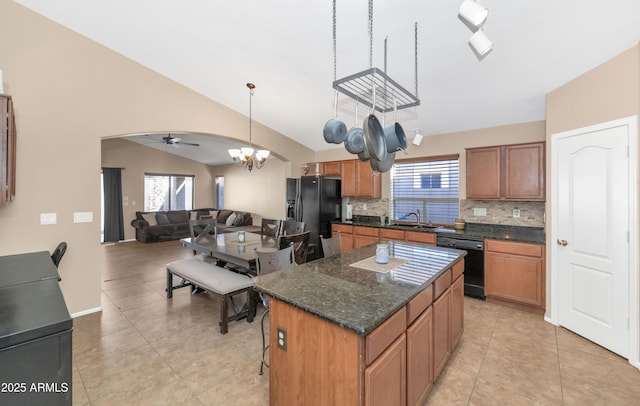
[387, 223, 437, 230]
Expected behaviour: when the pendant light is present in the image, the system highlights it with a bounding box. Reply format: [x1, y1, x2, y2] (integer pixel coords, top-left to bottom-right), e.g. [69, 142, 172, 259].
[228, 83, 270, 171]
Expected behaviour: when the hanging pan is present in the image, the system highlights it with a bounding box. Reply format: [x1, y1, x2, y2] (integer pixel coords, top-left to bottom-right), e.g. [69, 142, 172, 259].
[345, 100, 365, 154]
[383, 99, 407, 152]
[362, 86, 387, 161]
[323, 90, 347, 144]
[370, 151, 396, 173]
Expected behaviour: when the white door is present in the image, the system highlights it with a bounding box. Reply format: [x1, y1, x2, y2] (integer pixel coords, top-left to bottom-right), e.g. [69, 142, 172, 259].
[555, 120, 631, 357]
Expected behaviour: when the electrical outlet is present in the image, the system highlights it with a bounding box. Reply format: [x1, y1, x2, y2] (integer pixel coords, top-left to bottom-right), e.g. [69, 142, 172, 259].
[363, 203, 367, 210]
[473, 208, 487, 216]
[40, 213, 57, 225]
[277, 326, 287, 351]
[513, 209, 521, 218]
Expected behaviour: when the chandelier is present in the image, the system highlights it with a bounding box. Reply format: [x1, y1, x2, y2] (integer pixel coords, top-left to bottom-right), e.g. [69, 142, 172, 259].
[228, 82, 270, 171]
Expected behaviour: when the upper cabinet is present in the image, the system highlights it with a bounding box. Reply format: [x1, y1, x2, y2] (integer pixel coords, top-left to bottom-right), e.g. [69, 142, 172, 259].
[466, 142, 545, 201]
[341, 159, 381, 198]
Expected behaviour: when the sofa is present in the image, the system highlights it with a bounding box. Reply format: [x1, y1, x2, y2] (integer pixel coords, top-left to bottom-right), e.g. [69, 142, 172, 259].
[131, 208, 259, 243]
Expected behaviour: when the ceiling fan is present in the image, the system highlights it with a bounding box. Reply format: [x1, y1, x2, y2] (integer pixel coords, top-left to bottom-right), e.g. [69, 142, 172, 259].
[156, 134, 200, 147]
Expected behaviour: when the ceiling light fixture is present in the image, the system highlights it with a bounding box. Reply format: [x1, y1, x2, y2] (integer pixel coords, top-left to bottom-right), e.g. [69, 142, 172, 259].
[458, 0, 493, 60]
[228, 83, 270, 171]
[458, 0, 488, 28]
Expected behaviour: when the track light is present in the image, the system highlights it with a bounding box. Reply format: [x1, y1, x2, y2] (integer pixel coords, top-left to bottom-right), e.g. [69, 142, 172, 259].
[469, 29, 493, 59]
[458, 0, 488, 29]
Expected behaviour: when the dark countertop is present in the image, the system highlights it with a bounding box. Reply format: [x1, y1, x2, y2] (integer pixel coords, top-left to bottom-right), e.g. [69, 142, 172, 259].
[336, 217, 545, 244]
[255, 241, 465, 335]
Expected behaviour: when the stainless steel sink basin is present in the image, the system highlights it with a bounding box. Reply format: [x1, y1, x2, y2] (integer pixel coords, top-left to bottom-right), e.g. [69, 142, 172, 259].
[387, 223, 436, 230]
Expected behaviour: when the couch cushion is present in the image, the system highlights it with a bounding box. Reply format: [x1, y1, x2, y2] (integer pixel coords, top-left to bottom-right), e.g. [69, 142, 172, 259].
[167, 211, 189, 224]
[156, 213, 170, 225]
[232, 212, 246, 226]
[217, 210, 233, 224]
[142, 212, 158, 226]
[226, 212, 237, 226]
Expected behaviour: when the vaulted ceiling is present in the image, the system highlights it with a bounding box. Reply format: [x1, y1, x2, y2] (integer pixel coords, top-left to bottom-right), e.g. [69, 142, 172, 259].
[16, 0, 640, 165]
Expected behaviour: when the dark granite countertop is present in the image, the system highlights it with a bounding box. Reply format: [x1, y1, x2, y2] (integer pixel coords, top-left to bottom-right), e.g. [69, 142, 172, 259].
[335, 216, 545, 244]
[254, 241, 465, 335]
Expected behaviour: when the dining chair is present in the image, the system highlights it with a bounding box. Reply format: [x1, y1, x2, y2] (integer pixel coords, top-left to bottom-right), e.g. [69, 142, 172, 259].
[255, 246, 294, 375]
[281, 220, 306, 236]
[261, 218, 282, 237]
[277, 231, 311, 265]
[51, 242, 67, 269]
[188, 218, 217, 239]
[320, 233, 342, 258]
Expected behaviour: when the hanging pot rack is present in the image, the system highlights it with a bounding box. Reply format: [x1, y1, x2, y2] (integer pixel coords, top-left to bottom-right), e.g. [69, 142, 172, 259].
[331, 0, 420, 113]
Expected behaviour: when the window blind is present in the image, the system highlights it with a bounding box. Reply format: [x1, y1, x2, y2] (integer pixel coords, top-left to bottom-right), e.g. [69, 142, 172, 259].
[144, 173, 194, 211]
[390, 156, 459, 225]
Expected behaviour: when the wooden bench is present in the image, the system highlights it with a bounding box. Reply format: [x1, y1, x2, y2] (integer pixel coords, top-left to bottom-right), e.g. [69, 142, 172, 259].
[166, 258, 255, 334]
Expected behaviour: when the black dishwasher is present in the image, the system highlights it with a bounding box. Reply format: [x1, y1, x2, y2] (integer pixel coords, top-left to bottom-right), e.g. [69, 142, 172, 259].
[436, 233, 485, 299]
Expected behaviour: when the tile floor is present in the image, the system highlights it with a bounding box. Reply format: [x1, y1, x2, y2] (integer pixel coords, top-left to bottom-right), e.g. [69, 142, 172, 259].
[71, 240, 640, 405]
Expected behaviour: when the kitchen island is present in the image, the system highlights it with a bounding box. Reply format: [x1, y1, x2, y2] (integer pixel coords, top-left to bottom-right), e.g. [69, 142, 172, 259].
[255, 241, 465, 406]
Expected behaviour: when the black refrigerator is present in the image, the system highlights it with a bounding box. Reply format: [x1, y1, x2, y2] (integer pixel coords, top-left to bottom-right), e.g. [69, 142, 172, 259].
[287, 176, 341, 259]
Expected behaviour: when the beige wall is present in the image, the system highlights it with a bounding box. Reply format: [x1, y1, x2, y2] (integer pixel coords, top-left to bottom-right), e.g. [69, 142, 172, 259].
[101, 138, 219, 241]
[545, 43, 640, 317]
[0, 0, 313, 315]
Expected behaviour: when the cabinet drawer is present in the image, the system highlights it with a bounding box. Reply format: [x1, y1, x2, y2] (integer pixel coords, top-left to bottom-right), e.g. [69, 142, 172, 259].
[406, 231, 436, 245]
[355, 226, 380, 237]
[380, 228, 405, 241]
[486, 239, 543, 257]
[407, 286, 433, 326]
[452, 260, 464, 281]
[366, 306, 407, 365]
[433, 268, 451, 300]
[332, 224, 354, 234]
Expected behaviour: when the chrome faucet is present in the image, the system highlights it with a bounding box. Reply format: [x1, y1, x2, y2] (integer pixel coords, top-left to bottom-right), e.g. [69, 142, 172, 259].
[406, 209, 421, 225]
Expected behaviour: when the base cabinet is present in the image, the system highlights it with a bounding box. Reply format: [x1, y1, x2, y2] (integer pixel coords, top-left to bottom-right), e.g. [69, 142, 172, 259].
[332, 224, 354, 252]
[485, 239, 545, 311]
[432, 288, 451, 379]
[365, 334, 407, 406]
[407, 307, 433, 406]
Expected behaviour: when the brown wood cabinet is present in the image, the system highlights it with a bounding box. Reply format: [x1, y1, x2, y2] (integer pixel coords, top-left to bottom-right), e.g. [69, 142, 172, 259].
[332, 224, 355, 252]
[407, 306, 433, 406]
[354, 226, 380, 249]
[406, 231, 436, 246]
[323, 161, 341, 176]
[380, 228, 405, 242]
[432, 287, 451, 380]
[466, 142, 545, 201]
[341, 159, 381, 198]
[485, 239, 545, 311]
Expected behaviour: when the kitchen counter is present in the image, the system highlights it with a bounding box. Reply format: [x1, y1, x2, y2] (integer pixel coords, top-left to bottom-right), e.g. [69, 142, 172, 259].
[255, 241, 465, 335]
[336, 217, 545, 244]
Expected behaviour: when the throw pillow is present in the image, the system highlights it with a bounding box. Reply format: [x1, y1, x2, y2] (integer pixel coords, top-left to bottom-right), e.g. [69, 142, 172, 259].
[209, 210, 219, 221]
[225, 212, 237, 226]
[156, 213, 170, 225]
[190, 211, 198, 221]
[233, 212, 245, 226]
[141, 212, 157, 226]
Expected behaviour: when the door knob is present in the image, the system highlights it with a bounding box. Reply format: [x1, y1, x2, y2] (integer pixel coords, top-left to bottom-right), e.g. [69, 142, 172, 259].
[557, 239, 568, 246]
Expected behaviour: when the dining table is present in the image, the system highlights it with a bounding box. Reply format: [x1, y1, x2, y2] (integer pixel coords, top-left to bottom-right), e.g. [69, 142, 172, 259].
[180, 231, 278, 274]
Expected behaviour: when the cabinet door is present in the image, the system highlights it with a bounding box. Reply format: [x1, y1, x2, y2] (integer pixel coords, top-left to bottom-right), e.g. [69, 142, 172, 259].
[332, 224, 354, 252]
[365, 333, 406, 406]
[323, 161, 341, 176]
[341, 160, 356, 197]
[406, 231, 435, 246]
[432, 288, 450, 380]
[466, 146, 501, 199]
[450, 275, 464, 350]
[356, 159, 381, 198]
[407, 307, 433, 406]
[485, 251, 544, 308]
[504, 143, 545, 200]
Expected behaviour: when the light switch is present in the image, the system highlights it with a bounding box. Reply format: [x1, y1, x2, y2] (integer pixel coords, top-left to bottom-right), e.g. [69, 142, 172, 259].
[74, 212, 93, 223]
[40, 213, 57, 225]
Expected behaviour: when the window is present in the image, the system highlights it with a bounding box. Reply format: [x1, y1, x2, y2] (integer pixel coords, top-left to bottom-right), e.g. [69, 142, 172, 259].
[144, 173, 194, 212]
[390, 156, 459, 224]
[215, 176, 224, 209]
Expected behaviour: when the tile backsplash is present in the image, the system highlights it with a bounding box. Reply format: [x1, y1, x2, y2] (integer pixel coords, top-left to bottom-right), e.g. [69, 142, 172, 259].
[347, 197, 545, 228]
[459, 200, 545, 227]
